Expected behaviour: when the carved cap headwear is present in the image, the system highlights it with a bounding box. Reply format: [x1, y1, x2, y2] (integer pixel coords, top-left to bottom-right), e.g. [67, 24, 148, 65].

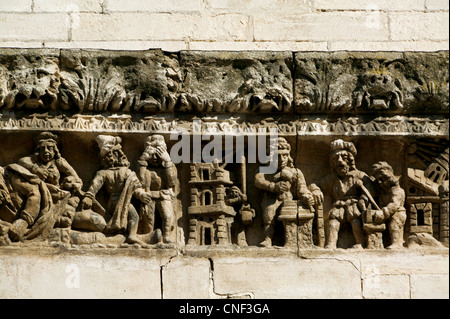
[145, 134, 167, 150]
[330, 139, 357, 156]
[95, 135, 122, 158]
[277, 137, 291, 154]
[35, 132, 58, 145]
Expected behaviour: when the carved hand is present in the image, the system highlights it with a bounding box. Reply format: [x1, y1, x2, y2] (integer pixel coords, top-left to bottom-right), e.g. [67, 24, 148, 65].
[36, 167, 49, 180]
[82, 197, 93, 210]
[373, 210, 385, 224]
[274, 181, 290, 194]
[156, 146, 171, 163]
[303, 193, 315, 207]
[311, 189, 324, 205]
[139, 192, 152, 205]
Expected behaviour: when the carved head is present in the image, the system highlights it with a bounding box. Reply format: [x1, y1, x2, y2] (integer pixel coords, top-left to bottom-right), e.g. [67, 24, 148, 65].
[355, 69, 403, 110]
[95, 135, 129, 168]
[330, 139, 357, 178]
[372, 161, 398, 192]
[143, 134, 168, 167]
[33, 132, 60, 163]
[2, 56, 60, 110]
[276, 137, 294, 170]
[228, 186, 243, 199]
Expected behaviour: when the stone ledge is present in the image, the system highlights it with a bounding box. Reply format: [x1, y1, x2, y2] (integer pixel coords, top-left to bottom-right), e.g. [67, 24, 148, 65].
[1, 246, 448, 299]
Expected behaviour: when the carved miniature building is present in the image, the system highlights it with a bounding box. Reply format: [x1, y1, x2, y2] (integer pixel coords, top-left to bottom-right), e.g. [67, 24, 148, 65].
[187, 162, 235, 245]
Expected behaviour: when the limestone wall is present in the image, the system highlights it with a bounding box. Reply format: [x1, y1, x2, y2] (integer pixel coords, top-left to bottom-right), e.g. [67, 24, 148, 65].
[1, 247, 448, 299]
[0, 1, 449, 301]
[0, 0, 448, 52]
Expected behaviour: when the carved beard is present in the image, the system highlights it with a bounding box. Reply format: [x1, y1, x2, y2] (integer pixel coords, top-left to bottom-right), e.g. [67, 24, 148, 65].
[101, 151, 119, 169]
[335, 163, 349, 178]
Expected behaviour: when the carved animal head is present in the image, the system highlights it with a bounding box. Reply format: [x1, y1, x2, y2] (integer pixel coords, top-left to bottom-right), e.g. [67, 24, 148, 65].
[354, 69, 403, 110]
[1, 56, 60, 111]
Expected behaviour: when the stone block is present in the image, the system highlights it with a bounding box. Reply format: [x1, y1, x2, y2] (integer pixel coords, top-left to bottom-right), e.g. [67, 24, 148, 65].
[57, 48, 181, 113]
[0, 0, 32, 12]
[0, 253, 163, 298]
[33, 0, 103, 12]
[71, 13, 249, 42]
[362, 274, 411, 299]
[207, 0, 314, 14]
[390, 12, 450, 41]
[314, 0, 425, 11]
[104, 0, 201, 13]
[253, 12, 389, 42]
[294, 51, 449, 114]
[161, 257, 211, 299]
[212, 257, 362, 298]
[179, 50, 293, 113]
[329, 40, 450, 52]
[0, 13, 69, 41]
[425, 0, 450, 11]
[188, 41, 328, 51]
[411, 274, 450, 299]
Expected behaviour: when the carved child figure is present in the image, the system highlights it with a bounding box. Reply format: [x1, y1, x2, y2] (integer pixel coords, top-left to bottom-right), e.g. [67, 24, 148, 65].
[82, 135, 151, 245]
[309, 139, 373, 249]
[254, 137, 314, 247]
[225, 186, 255, 246]
[369, 161, 406, 249]
[137, 135, 177, 244]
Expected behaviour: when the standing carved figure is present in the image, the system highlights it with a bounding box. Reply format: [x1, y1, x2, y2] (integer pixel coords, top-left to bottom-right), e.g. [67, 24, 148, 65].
[225, 186, 255, 246]
[309, 139, 373, 249]
[254, 137, 314, 247]
[137, 135, 177, 244]
[0, 132, 82, 243]
[369, 161, 406, 249]
[81, 135, 151, 245]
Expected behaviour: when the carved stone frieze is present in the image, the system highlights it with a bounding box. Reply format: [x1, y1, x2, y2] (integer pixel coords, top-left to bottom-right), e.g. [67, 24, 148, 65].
[0, 49, 448, 252]
[294, 51, 449, 114]
[1, 49, 447, 115]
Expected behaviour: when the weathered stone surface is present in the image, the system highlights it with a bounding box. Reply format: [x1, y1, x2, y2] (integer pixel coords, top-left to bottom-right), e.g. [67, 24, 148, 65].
[212, 257, 362, 298]
[161, 256, 211, 299]
[0, 48, 61, 111]
[59, 49, 181, 113]
[178, 50, 293, 113]
[0, 250, 167, 298]
[294, 51, 449, 114]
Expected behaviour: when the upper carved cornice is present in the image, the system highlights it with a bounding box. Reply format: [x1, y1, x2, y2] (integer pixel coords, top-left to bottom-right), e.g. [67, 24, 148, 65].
[0, 49, 448, 115]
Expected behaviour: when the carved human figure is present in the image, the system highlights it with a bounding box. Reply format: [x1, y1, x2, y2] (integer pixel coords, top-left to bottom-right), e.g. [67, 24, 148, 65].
[17, 132, 83, 228]
[369, 161, 406, 249]
[225, 186, 255, 246]
[81, 135, 151, 245]
[254, 137, 314, 247]
[137, 135, 177, 244]
[309, 139, 373, 249]
[0, 132, 82, 243]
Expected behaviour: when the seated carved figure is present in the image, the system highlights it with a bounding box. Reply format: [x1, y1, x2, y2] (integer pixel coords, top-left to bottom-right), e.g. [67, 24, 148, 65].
[367, 161, 406, 249]
[309, 139, 373, 249]
[82, 135, 151, 246]
[254, 137, 314, 247]
[0, 132, 82, 244]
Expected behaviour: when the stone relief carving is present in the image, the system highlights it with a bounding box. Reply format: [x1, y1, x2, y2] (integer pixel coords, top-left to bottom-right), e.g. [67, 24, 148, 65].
[294, 51, 448, 114]
[2, 49, 445, 115]
[0, 49, 448, 252]
[0, 49, 60, 111]
[0, 131, 448, 250]
[137, 134, 177, 244]
[254, 137, 317, 248]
